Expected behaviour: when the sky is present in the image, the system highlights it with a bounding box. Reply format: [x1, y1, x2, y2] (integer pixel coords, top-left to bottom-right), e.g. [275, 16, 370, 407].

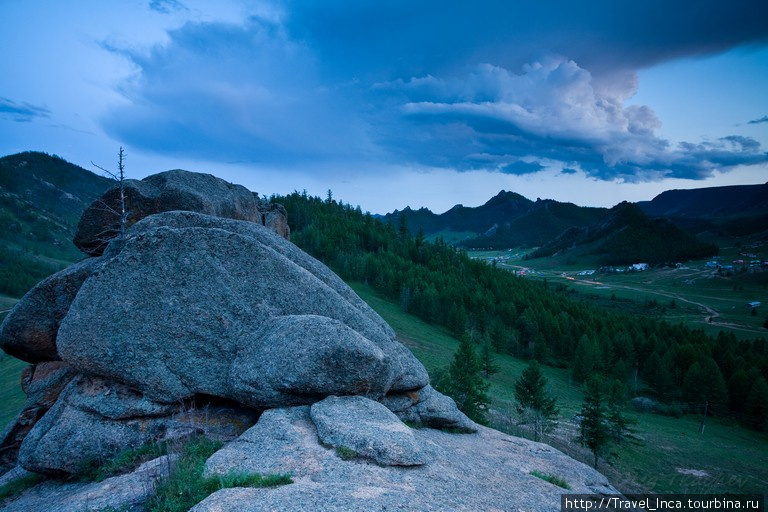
[1, 1, 767, 214]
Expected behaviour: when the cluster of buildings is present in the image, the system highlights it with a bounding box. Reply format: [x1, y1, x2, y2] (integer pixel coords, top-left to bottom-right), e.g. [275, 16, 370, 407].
[705, 256, 768, 273]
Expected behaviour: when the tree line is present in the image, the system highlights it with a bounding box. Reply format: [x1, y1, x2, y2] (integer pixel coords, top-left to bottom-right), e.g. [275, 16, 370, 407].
[274, 191, 768, 431]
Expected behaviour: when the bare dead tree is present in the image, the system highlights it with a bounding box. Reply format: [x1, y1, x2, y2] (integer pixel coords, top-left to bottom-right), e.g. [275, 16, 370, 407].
[92, 147, 129, 242]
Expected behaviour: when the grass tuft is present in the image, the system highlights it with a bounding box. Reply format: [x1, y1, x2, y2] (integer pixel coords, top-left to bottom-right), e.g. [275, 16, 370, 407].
[147, 436, 291, 512]
[530, 469, 571, 489]
[0, 473, 44, 503]
[335, 446, 358, 460]
[79, 440, 170, 482]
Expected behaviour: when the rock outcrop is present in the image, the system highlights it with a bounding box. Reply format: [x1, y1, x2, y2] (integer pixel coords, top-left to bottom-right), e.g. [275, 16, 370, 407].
[57, 211, 428, 408]
[1, 209, 451, 479]
[73, 169, 289, 256]
[0, 176, 617, 510]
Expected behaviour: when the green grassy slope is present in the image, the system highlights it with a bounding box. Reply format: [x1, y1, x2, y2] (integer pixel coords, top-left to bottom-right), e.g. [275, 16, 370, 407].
[0, 355, 27, 430]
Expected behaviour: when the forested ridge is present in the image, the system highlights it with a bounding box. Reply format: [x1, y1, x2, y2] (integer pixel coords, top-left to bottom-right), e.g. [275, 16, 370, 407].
[275, 191, 768, 430]
[528, 202, 719, 264]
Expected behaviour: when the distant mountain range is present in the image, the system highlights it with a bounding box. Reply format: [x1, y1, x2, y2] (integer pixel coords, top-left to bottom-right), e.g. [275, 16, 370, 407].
[637, 183, 768, 239]
[383, 182, 768, 264]
[528, 201, 718, 265]
[637, 182, 768, 219]
[383, 191, 607, 248]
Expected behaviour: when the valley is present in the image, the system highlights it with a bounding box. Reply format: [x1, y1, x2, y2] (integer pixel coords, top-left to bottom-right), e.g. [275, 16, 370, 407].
[472, 246, 768, 340]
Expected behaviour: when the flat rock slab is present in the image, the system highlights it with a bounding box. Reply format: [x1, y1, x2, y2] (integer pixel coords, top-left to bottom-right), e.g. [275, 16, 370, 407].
[310, 395, 429, 466]
[0, 455, 176, 512]
[198, 406, 617, 512]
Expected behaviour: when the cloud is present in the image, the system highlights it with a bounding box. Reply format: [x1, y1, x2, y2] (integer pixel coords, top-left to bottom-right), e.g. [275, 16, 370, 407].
[748, 115, 768, 125]
[0, 97, 50, 122]
[382, 59, 768, 181]
[501, 161, 546, 175]
[98, 2, 768, 181]
[148, 0, 188, 14]
[102, 17, 376, 165]
[282, 0, 768, 77]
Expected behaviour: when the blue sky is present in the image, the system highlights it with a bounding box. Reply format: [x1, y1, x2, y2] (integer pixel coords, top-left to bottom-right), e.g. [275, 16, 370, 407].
[1, 1, 766, 214]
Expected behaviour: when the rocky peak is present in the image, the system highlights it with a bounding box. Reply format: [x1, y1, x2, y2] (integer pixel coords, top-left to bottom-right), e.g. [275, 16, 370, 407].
[73, 169, 290, 256]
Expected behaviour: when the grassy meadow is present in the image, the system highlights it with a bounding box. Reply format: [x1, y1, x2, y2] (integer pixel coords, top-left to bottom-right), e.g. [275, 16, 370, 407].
[471, 245, 768, 341]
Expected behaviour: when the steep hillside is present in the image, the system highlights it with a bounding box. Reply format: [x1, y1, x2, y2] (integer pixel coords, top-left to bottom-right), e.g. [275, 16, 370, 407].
[0, 152, 111, 296]
[529, 202, 719, 265]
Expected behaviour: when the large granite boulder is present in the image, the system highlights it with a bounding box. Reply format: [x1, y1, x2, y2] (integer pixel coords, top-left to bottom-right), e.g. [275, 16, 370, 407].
[1, 210, 441, 475]
[73, 170, 289, 256]
[57, 211, 428, 406]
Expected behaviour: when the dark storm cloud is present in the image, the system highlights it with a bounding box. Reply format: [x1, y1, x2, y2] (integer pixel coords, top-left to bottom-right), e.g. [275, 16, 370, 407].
[101, 1, 768, 180]
[501, 161, 546, 176]
[281, 0, 768, 77]
[0, 97, 50, 122]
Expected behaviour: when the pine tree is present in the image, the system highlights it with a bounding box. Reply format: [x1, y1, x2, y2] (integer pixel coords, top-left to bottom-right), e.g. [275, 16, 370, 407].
[480, 337, 500, 379]
[441, 331, 490, 425]
[572, 334, 602, 383]
[577, 376, 610, 468]
[745, 377, 768, 431]
[513, 360, 558, 441]
[605, 379, 638, 445]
